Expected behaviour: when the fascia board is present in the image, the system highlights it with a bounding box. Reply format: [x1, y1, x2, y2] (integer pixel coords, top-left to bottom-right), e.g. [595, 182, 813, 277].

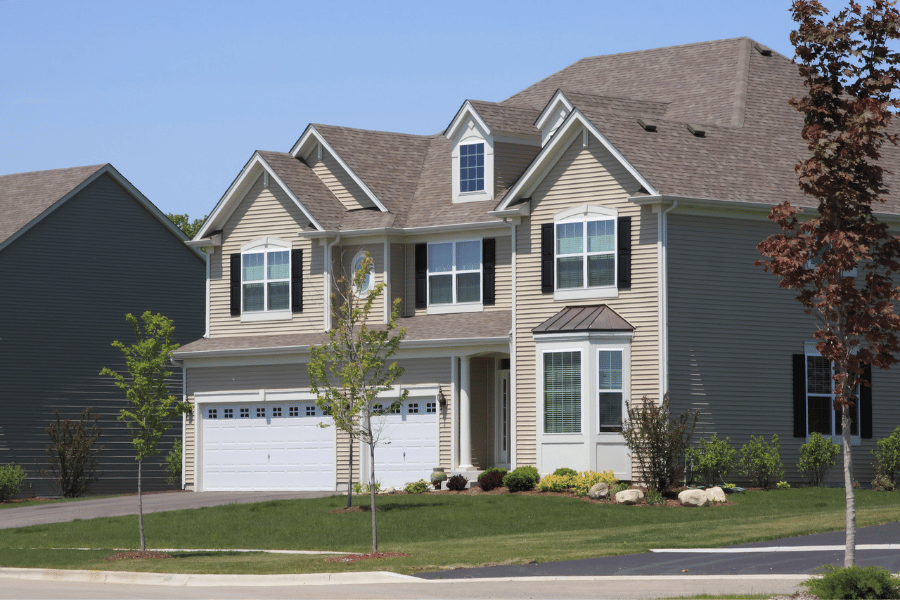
[444, 100, 491, 140]
[534, 89, 573, 130]
[289, 125, 388, 213]
[196, 153, 324, 239]
[496, 110, 659, 211]
[296, 220, 508, 240]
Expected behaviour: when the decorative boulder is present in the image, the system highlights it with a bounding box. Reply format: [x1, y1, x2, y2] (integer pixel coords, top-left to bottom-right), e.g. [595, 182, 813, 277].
[588, 482, 609, 499]
[706, 486, 727, 503]
[381, 487, 397, 495]
[615, 489, 644, 505]
[678, 489, 709, 507]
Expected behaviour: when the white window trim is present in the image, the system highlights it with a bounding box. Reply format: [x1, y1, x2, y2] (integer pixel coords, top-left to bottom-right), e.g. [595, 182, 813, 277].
[451, 120, 494, 203]
[553, 205, 619, 301]
[426, 239, 484, 315]
[239, 237, 292, 322]
[597, 347, 628, 433]
[803, 342, 861, 446]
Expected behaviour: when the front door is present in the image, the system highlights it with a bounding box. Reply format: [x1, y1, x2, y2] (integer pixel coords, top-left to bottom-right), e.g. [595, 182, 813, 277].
[496, 369, 511, 467]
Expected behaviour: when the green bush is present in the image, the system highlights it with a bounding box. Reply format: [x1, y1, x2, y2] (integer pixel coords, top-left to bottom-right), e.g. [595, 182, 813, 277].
[537, 474, 571, 492]
[777, 481, 791, 490]
[352, 481, 381, 494]
[739, 434, 784, 490]
[572, 470, 617, 497]
[404, 479, 429, 494]
[503, 466, 540, 492]
[871, 473, 895, 492]
[873, 426, 900, 486]
[430, 471, 447, 484]
[477, 468, 507, 491]
[0, 464, 26, 502]
[553, 467, 578, 478]
[610, 482, 629, 495]
[686, 434, 737, 487]
[803, 564, 900, 599]
[446, 474, 468, 491]
[165, 439, 182, 485]
[621, 394, 699, 491]
[646, 489, 664, 505]
[799, 432, 841, 487]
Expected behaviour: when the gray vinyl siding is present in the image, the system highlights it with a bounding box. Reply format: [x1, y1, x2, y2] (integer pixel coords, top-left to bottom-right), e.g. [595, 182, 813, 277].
[0, 173, 205, 496]
[667, 212, 900, 485]
[208, 173, 325, 336]
[514, 131, 659, 468]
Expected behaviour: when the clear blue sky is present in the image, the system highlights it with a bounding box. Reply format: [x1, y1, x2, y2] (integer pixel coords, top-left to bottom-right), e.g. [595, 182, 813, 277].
[0, 0, 845, 221]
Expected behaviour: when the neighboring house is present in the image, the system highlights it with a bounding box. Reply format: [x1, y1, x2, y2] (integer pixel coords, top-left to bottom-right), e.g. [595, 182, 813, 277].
[0, 164, 206, 496]
[175, 37, 900, 492]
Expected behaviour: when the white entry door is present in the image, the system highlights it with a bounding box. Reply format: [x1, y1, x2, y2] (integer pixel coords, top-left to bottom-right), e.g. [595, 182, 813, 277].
[371, 399, 439, 489]
[201, 402, 335, 491]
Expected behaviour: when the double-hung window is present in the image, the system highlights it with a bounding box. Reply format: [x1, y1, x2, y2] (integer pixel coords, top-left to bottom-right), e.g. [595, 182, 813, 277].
[243, 249, 290, 312]
[805, 352, 859, 437]
[543, 350, 582, 434]
[459, 143, 484, 193]
[428, 240, 481, 306]
[556, 217, 615, 290]
[598, 350, 624, 431]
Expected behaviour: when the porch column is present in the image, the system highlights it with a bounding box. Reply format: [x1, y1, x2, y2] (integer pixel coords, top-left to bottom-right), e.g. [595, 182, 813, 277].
[458, 355, 473, 470]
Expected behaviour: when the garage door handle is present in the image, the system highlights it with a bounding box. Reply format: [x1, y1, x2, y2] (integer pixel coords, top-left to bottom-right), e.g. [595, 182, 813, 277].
[403, 452, 406, 461]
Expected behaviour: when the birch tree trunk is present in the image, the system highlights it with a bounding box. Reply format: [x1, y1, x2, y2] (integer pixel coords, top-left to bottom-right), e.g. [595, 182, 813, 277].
[842, 404, 856, 567]
[347, 437, 353, 509]
[369, 437, 377, 554]
[138, 459, 145, 552]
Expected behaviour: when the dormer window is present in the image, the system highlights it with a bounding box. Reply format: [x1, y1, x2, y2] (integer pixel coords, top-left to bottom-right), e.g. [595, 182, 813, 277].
[459, 143, 485, 193]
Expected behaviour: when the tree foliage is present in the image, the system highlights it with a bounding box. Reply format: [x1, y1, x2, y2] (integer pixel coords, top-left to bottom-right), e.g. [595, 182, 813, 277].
[43, 407, 103, 498]
[308, 252, 406, 553]
[101, 312, 189, 551]
[757, 0, 900, 566]
[166, 213, 206, 238]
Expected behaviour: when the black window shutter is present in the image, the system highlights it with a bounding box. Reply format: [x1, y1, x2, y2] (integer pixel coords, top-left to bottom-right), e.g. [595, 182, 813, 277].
[541, 223, 554, 294]
[291, 249, 303, 313]
[792, 354, 807, 438]
[617, 216, 632, 289]
[230, 253, 241, 316]
[860, 363, 873, 439]
[483, 238, 496, 306]
[415, 244, 427, 308]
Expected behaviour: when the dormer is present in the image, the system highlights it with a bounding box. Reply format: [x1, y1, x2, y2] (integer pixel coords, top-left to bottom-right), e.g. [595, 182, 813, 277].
[445, 101, 495, 203]
[535, 90, 575, 147]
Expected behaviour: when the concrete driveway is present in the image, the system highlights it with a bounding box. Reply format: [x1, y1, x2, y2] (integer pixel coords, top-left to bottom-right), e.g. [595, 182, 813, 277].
[0, 491, 336, 529]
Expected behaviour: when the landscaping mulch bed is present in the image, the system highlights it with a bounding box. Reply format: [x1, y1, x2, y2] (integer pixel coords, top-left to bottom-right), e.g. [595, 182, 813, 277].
[425, 486, 735, 507]
[105, 551, 173, 561]
[323, 552, 410, 563]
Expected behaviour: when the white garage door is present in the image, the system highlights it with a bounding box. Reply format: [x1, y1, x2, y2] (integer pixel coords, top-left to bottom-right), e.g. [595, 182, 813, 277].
[201, 401, 334, 491]
[373, 399, 438, 489]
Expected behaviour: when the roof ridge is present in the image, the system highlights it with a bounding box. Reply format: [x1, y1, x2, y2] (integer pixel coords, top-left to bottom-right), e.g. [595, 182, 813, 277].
[0, 163, 106, 179]
[730, 38, 752, 128]
[312, 123, 432, 140]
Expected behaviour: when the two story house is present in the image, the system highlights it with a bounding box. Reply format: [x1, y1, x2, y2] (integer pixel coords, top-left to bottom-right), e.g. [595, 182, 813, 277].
[174, 37, 900, 492]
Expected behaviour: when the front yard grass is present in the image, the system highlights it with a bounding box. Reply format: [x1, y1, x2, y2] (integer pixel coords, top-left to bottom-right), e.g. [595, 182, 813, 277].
[0, 488, 896, 575]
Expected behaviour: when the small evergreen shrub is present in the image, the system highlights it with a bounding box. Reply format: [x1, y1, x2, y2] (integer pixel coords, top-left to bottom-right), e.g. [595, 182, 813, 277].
[430, 471, 447, 489]
[799, 432, 841, 487]
[873, 426, 900, 486]
[553, 467, 578, 478]
[686, 434, 737, 487]
[477, 468, 507, 491]
[404, 479, 429, 494]
[803, 564, 900, 599]
[165, 439, 182, 485]
[0, 464, 26, 502]
[573, 470, 617, 497]
[739, 434, 784, 490]
[871, 474, 895, 492]
[503, 466, 540, 492]
[537, 474, 571, 492]
[447, 474, 468, 491]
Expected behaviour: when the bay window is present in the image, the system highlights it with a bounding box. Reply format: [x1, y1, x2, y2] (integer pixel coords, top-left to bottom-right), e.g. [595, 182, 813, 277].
[543, 350, 582, 434]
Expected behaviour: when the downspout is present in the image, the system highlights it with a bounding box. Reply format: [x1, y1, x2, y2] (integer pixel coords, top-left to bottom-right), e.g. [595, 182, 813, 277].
[324, 235, 341, 331]
[507, 218, 517, 470]
[383, 240, 390, 324]
[203, 250, 211, 338]
[659, 200, 678, 402]
[170, 357, 188, 490]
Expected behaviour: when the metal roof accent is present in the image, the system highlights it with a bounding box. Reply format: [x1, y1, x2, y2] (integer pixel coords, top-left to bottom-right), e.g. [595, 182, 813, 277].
[532, 305, 634, 334]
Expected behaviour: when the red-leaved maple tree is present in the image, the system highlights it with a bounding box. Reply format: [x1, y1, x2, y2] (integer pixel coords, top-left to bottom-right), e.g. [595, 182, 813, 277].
[757, 0, 900, 567]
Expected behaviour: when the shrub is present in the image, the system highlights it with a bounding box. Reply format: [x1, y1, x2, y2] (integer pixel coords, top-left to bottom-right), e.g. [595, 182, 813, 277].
[573, 470, 617, 497]
[871, 474, 895, 492]
[430, 471, 447, 484]
[447, 474, 468, 491]
[553, 467, 578, 478]
[352, 481, 381, 494]
[165, 439, 182, 485]
[777, 480, 791, 490]
[537, 474, 571, 492]
[873, 426, 900, 486]
[739, 434, 784, 490]
[404, 479, 429, 494]
[610, 482, 629, 495]
[686, 434, 736, 487]
[646, 489, 664, 505]
[621, 394, 699, 491]
[799, 432, 841, 487]
[803, 564, 900, 599]
[477, 468, 507, 491]
[43, 408, 103, 498]
[503, 466, 540, 492]
[0, 464, 26, 502]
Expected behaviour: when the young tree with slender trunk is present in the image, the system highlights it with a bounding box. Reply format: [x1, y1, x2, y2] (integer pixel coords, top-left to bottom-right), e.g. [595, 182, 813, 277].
[101, 312, 189, 552]
[758, 0, 900, 567]
[308, 252, 406, 553]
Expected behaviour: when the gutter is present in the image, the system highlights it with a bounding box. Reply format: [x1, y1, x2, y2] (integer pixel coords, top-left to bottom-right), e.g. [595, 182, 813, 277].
[298, 221, 505, 241]
[505, 216, 518, 470]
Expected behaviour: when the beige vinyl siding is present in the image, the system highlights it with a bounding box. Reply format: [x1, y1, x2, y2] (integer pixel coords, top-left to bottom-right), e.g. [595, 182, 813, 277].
[495, 142, 540, 198]
[403, 233, 513, 317]
[184, 412, 195, 489]
[208, 173, 325, 337]
[307, 146, 374, 211]
[667, 213, 900, 485]
[514, 131, 659, 468]
[391, 243, 407, 315]
[333, 244, 385, 319]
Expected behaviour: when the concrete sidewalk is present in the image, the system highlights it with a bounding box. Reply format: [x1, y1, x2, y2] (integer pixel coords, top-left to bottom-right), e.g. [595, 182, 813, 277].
[0, 491, 334, 529]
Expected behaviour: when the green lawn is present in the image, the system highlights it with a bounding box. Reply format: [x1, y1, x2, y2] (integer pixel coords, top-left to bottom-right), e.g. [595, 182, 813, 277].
[0, 488, 896, 575]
